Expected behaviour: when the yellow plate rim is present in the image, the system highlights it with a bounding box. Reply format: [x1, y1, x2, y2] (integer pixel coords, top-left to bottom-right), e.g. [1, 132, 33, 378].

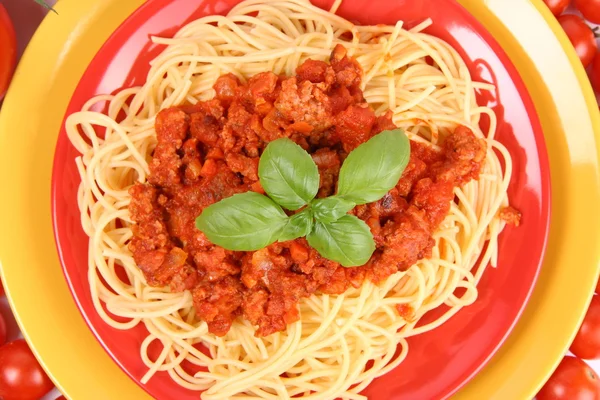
[0, 0, 598, 399]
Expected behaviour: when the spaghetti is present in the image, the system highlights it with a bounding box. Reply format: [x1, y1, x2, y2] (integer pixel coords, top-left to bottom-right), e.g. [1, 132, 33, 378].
[65, 0, 512, 399]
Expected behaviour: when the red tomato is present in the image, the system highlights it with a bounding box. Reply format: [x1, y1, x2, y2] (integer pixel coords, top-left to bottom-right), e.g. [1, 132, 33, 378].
[537, 356, 600, 400]
[0, 279, 4, 296]
[543, 0, 571, 16]
[0, 4, 16, 101]
[558, 14, 598, 68]
[591, 52, 600, 94]
[571, 295, 600, 359]
[56, 396, 66, 400]
[0, 340, 54, 400]
[0, 312, 6, 346]
[574, 0, 600, 24]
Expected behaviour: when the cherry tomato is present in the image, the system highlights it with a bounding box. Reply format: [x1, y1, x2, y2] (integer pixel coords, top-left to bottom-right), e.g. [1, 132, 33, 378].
[0, 279, 4, 296]
[574, 0, 600, 24]
[0, 312, 6, 346]
[543, 0, 571, 16]
[590, 52, 600, 94]
[558, 14, 598, 68]
[56, 396, 66, 400]
[537, 356, 600, 400]
[0, 4, 16, 101]
[0, 340, 54, 400]
[571, 295, 600, 359]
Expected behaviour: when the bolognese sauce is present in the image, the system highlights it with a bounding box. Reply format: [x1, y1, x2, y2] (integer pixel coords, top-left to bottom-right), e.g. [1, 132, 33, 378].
[128, 45, 487, 337]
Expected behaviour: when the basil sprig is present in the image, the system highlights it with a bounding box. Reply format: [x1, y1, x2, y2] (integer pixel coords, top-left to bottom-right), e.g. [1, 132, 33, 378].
[195, 192, 288, 251]
[311, 197, 356, 224]
[307, 215, 375, 267]
[195, 129, 410, 267]
[337, 129, 410, 204]
[258, 139, 319, 210]
[279, 209, 313, 242]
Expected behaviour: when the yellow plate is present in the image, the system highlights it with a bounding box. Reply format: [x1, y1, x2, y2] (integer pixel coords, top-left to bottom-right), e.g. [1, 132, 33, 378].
[0, 0, 598, 399]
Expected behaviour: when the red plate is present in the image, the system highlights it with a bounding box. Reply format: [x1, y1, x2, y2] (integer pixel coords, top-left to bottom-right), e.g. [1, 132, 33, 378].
[51, 0, 551, 399]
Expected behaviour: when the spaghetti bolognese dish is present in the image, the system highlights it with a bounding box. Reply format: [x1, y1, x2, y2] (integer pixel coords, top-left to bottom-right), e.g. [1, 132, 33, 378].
[65, 0, 520, 398]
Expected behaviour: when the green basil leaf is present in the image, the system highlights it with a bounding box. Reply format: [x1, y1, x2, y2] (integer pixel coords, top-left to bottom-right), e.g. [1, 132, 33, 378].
[311, 197, 356, 224]
[259, 138, 319, 210]
[278, 209, 314, 242]
[195, 192, 288, 251]
[337, 129, 410, 204]
[306, 215, 375, 267]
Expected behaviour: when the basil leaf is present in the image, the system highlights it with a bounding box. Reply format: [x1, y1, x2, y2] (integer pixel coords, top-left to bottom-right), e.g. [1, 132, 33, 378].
[311, 197, 355, 224]
[337, 129, 410, 204]
[195, 192, 288, 251]
[259, 138, 319, 210]
[307, 215, 375, 267]
[278, 209, 314, 242]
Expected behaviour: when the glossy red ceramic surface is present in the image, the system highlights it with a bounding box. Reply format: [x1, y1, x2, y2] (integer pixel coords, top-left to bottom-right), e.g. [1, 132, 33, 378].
[51, 0, 551, 399]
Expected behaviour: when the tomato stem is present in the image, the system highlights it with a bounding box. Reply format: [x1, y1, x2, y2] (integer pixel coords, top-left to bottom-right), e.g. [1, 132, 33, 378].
[34, 0, 57, 14]
[593, 26, 600, 39]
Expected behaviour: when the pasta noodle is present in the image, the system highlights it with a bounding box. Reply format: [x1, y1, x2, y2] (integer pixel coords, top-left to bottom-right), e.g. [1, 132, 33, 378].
[65, 0, 511, 398]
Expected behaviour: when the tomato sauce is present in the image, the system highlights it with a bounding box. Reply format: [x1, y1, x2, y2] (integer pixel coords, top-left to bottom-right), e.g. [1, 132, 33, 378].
[128, 45, 487, 337]
[499, 206, 522, 226]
